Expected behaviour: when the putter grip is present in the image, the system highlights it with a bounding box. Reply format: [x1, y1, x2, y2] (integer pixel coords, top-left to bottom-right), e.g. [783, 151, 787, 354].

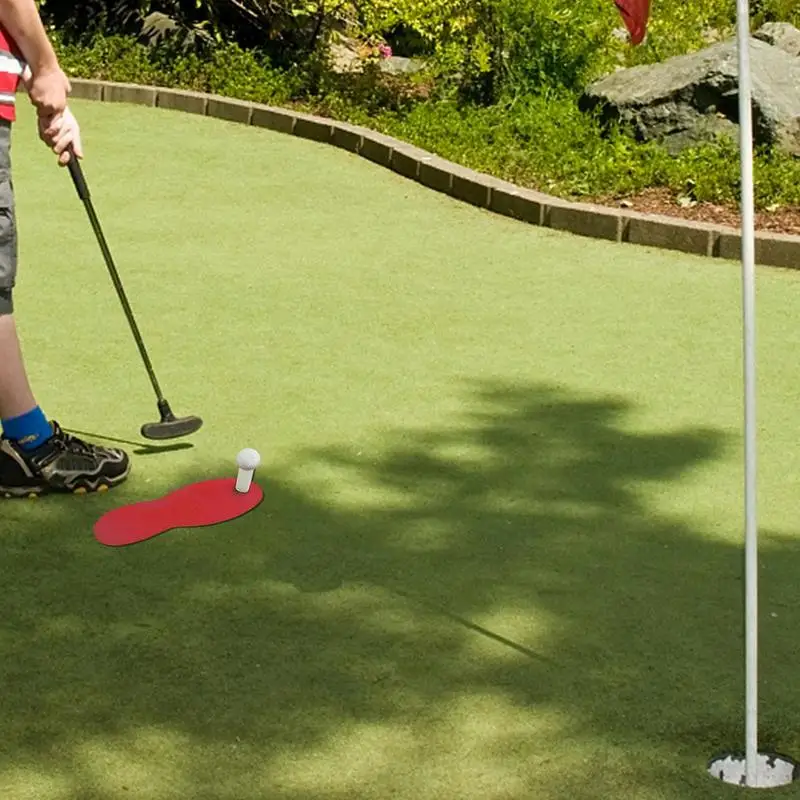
[66, 146, 90, 201]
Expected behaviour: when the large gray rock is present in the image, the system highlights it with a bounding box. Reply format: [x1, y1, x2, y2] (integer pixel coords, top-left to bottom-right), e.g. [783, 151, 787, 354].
[580, 37, 800, 156]
[754, 22, 800, 57]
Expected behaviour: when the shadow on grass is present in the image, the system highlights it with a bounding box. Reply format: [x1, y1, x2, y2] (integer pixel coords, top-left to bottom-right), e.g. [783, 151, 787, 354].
[3, 380, 800, 799]
[61, 427, 195, 456]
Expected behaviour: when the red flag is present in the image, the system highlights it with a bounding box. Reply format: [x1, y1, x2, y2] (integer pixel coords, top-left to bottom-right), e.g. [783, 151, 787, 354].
[614, 0, 650, 45]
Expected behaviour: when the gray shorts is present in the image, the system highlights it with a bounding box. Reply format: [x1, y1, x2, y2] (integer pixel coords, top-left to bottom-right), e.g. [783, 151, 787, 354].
[0, 120, 16, 315]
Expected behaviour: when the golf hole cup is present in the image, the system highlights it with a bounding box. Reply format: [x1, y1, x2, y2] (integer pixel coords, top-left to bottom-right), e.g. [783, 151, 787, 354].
[235, 448, 261, 494]
[708, 752, 798, 788]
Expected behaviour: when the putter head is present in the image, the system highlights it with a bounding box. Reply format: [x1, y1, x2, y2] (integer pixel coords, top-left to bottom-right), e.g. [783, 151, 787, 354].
[141, 399, 203, 440]
[141, 414, 203, 440]
[141, 401, 203, 440]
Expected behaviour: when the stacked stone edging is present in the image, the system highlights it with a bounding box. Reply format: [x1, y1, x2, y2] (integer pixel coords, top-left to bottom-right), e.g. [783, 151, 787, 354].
[68, 79, 799, 271]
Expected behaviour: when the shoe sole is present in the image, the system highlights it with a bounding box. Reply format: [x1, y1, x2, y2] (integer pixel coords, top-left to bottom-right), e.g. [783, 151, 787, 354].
[0, 462, 131, 499]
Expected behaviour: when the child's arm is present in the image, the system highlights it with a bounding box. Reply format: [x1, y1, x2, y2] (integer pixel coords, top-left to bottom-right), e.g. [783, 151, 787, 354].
[0, 0, 58, 73]
[0, 0, 69, 116]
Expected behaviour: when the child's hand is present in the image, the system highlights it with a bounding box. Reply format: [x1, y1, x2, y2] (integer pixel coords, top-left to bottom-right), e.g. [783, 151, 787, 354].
[38, 107, 83, 166]
[27, 66, 71, 118]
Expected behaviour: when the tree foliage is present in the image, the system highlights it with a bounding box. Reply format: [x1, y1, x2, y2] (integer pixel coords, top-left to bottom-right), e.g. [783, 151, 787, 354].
[37, 0, 800, 101]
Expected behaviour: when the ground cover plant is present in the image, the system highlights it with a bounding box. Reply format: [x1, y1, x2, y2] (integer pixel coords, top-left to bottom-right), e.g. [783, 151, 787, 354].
[39, 0, 800, 223]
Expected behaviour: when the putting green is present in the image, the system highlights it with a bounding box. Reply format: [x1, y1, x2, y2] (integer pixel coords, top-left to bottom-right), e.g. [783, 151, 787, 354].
[3, 98, 800, 799]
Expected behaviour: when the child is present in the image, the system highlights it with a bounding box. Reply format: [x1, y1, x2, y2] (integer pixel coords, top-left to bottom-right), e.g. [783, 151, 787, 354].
[0, 0, 130, 497]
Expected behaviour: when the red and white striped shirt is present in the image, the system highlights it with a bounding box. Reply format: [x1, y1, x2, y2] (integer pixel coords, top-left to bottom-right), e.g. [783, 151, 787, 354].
[0, 27, 25, 122]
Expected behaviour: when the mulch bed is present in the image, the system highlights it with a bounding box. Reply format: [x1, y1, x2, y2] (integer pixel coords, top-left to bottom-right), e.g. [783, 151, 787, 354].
[592, 188, 800, 236]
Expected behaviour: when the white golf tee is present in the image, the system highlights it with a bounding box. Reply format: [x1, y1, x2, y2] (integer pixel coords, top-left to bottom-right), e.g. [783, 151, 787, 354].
[235, 448, 261, 493]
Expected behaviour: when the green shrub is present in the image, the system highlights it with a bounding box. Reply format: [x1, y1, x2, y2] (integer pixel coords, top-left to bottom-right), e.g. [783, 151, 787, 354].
[45, 0, 800, 104]
[54, 32, 162, 84]
[354, 0, 623, 101]
[353, 0, 757, 101]
[42, 0, 348, 65]
[52, 31, 301, 103]
[201, 45, 303, 102]
[313, 91, 800, 209]
[51, 31, 800, 212]
[621, 0, 734, 67]
[752, 0, 800, 27]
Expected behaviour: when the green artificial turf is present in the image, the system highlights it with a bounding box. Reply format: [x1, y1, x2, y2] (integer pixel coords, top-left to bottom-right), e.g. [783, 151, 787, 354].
[2, 98, 800, 799]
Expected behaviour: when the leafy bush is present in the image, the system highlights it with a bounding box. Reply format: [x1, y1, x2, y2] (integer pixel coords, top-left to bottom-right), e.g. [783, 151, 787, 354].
[49, 21, 800, 213]
[346, 0, 780, 101]
[52, 31, 302, 103]
[309, 91, 800, 208]
[43, 0, 347, 70]
[752, 0, 800, 27]
[54, 32, 163, 83]
[346, 0, 622, 101]
[42, 0, 800, 103]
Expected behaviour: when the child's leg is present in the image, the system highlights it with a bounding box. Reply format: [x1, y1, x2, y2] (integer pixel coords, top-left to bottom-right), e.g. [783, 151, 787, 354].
[0, 286, 131, 495]
[0, 122, 130, 496]
[0, 308, 53, 450]
[0, 119, 52, 450]
[0, 309, 38, 420]
[0, 119, 51, 448]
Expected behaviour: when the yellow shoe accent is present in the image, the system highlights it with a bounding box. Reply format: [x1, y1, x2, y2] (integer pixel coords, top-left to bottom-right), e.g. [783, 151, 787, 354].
[97, 485, 109, 493]
[73, 487, 87, 495]
[27, 493, 37, 500]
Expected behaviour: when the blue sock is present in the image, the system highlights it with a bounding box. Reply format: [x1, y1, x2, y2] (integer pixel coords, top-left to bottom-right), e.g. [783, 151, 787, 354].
[1, 406, 53, 451]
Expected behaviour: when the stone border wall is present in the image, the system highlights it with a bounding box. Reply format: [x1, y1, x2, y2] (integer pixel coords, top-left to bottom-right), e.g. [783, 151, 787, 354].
[69, 79, 799, 271]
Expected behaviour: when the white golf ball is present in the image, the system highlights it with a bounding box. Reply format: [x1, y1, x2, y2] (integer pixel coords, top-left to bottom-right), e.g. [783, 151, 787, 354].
[236, 448, 261, 470]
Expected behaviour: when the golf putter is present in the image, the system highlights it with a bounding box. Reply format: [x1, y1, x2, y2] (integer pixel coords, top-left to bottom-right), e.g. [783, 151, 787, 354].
[65, 147, 203, 440]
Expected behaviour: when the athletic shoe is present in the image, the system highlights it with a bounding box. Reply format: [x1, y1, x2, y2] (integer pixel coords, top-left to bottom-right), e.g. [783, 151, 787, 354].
[0, 421, 130, 498]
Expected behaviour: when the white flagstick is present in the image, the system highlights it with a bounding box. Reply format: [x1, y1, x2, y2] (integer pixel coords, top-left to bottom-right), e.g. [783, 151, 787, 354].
[735, 0, 758, 786]
[709, 2, 796, 789]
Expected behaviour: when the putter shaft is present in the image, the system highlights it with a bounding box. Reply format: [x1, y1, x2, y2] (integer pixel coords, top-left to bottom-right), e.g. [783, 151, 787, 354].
[66, 150, 165, 402]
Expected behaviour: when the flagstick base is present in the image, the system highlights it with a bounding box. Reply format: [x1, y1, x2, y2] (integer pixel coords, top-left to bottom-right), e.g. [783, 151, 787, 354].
[708, 753, 798, 788]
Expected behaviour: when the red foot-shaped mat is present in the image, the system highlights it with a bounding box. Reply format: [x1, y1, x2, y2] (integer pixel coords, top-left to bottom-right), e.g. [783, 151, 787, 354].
[94, 478, 264, 547]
